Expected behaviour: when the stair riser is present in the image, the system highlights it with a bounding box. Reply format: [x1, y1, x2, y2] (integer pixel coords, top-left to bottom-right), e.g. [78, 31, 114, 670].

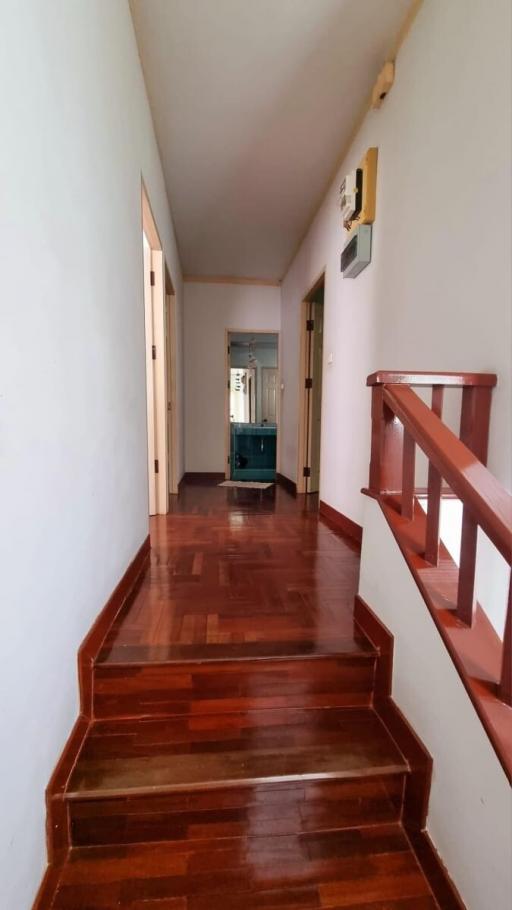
[93, 656, 376, 719]
[68, 773, 405, 847]
[94, 657, 375, 718]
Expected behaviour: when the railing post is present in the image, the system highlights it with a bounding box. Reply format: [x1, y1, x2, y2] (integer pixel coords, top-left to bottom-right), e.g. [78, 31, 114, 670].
[460, 386, 493, 464]
[401, 430, 416, 519]
[457, 506, 478, 626]
[425, 386, 444, 565]
[368, 386, 403, 496]
[499, 576, 512, 706]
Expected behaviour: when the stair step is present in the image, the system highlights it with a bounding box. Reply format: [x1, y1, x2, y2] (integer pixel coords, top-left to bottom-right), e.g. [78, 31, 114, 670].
[69, 708, 406, 798]
[66, 708, 408, 847]
[51, 826, 438, 909]
[93, 643, 377, 719]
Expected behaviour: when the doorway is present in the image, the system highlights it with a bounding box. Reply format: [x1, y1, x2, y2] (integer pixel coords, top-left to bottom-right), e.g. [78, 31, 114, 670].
[225, 331, 279, 481]
[141, 181, 178, 514]
[297, 274, 325, 494]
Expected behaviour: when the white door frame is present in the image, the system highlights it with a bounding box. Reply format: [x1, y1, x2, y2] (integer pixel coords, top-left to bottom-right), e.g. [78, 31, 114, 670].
[141, 179, 178, 513]
[143, 236, 157, 514]
[224, 329, 280, 479]
[165, 283, 179, 495]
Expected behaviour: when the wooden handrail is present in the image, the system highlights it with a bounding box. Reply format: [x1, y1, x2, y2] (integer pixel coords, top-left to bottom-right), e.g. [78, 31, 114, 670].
[383, 385, 512, 563]
[368, 370, 497, 388]
[366, 370, 512, 708]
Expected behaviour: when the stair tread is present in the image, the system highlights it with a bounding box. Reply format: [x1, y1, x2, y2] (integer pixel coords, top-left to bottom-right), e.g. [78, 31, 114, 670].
[51, 825, 438, 909]
[97, 636, 376, 666]
[67, 708, 408, 799]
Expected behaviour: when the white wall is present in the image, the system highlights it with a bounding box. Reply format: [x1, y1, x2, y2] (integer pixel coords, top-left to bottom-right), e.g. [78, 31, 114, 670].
[359, 499, 512, 910]
[0, 3, 183, 908]
[280, 0, 512, 511]
[184, 283, 281, 471]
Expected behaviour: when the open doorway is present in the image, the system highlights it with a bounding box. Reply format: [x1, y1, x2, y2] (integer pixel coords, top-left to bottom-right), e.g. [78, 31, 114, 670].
[225, 331, 279, 481]
[297, 274, 325, 494]
[141, 181, 178, 514]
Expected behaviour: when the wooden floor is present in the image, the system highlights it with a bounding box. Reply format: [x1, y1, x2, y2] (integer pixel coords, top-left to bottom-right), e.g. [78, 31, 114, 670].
[46, 482, 441, 909]
[99, 485, 362, 663]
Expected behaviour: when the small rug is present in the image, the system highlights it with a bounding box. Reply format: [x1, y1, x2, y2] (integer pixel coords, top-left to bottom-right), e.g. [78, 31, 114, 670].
[218, 480, 274, 490]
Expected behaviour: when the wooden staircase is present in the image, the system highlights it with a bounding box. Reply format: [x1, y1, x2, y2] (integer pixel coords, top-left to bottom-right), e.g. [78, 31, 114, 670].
[41, 632, 449, 908]
[34, 488, 468, 910]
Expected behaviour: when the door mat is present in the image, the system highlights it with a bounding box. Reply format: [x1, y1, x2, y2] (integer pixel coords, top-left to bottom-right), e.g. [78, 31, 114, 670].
[218, 481, 274, 490]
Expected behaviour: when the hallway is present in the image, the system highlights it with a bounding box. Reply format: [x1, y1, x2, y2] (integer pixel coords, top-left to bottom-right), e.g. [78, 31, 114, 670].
[47, 482, 439, 909]
[4, 3, 511, 907]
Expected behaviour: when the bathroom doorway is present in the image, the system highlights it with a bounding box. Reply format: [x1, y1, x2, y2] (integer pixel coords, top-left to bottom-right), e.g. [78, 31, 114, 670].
[225, 331, 279, 481]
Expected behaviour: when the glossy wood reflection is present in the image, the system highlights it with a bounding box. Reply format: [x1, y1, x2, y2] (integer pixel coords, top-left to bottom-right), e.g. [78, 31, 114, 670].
[99, 485, 362, 664]
[69, 774, 406, 848]
[93, 652, 376, 719]
[53, 826, 437, 910]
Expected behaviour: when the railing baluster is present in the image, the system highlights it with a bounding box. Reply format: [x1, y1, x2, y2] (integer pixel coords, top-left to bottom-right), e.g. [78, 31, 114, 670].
[401, 430, 415, 519]
[424, 386, 444, 565]
[457, 506, 478, 626]
[431, 385, 444, 419]
[425, 466, 442, 565]
[460, 386, 492, 464]
[369, 387, 403, 496]
[499, 576, 512, 706]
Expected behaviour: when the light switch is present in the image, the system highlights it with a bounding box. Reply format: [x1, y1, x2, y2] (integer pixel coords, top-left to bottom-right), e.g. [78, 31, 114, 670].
[327, 352, 334, 365]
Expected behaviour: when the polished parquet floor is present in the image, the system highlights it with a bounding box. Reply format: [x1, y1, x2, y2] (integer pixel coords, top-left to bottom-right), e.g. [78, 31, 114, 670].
[99, 485, 362, 664]
[48, 481, 440, 909]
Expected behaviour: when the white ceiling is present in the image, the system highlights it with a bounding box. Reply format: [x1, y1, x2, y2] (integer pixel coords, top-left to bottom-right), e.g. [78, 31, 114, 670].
[130, 0, 411, 281]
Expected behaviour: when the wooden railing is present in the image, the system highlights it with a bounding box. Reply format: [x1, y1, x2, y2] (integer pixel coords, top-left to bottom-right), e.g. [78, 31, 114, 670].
[366, 371, 512, 706]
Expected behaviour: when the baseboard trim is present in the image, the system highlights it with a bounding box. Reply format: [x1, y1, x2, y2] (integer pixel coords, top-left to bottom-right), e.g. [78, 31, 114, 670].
[276, 472, 297, 496]
[354, 596, 432, 828]
[182, 472, 225, 485]
[45, 714, 89, 863]
[405, 827, 466, 910]
[32, 861, 63, 910]
[354, 596, 465, 909]
[33, 536, 151, 910]
[375, 693, 432, 830]
[354, 595, 393, 697]
[78, 535, 150, 715]
[319, 500, 363, 547]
